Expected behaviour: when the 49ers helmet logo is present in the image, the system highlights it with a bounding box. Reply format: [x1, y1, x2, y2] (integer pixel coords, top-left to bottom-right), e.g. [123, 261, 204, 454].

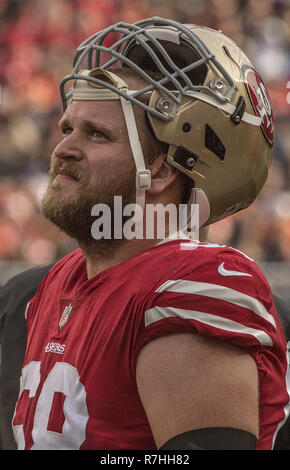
[241, 65, 274, 148]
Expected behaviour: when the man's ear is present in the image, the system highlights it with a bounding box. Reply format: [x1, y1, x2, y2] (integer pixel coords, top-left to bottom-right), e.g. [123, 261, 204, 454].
[147, 153, 179, 196]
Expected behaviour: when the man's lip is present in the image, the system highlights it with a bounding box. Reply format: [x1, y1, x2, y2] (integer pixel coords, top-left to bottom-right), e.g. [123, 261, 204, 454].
[56, 170, 78, 181]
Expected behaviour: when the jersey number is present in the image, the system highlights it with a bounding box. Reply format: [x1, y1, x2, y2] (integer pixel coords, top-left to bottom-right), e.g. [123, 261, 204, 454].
[12, 361, 89, 449]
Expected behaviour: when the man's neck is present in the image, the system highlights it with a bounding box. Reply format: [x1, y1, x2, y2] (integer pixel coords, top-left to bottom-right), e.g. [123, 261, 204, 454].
[82, 237, 162, 280]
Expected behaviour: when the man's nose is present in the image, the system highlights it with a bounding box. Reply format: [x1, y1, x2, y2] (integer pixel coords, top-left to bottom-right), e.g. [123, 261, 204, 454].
[54, 133, 83, 161]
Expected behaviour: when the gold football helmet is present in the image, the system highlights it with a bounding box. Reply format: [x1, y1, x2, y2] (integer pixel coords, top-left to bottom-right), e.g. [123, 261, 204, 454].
[60, 17, 274, 227]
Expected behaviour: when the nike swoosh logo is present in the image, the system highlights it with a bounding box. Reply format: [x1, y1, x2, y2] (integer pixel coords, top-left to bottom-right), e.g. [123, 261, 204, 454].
[218, 262, 252, 277]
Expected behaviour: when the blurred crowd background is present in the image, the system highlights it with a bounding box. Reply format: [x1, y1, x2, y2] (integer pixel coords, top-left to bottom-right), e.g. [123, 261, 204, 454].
[0, 0, 290, 300]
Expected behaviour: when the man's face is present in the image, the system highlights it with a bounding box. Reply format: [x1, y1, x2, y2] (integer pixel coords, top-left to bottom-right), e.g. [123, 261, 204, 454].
[41, 99, 137, 245]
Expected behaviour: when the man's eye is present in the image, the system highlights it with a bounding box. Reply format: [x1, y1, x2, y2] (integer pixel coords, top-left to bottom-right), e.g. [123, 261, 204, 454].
[62, 127, 72, 135]
[90, 130, 105, 138]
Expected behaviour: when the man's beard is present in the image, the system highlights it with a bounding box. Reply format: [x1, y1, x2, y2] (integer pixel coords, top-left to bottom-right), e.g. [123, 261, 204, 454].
[41, 159, 136, 260]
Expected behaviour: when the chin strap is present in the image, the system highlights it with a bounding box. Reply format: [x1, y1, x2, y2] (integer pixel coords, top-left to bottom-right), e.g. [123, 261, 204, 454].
[119, 96, 151, 221]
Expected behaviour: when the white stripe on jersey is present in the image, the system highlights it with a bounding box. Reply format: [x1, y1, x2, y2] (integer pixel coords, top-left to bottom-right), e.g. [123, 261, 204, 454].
[144, 305, 273, 346]
[179, 241, 254, 262]
[180, 241, 220, 249]
[155, 279, 277, 329]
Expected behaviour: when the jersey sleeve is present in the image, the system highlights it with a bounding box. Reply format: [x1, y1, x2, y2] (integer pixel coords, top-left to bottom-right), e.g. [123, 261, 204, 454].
[132, 246, 282, 361]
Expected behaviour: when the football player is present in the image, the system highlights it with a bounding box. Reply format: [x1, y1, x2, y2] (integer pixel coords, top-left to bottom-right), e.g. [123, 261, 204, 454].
[10, 18, 290, 450]
[1, 259, 290, 449]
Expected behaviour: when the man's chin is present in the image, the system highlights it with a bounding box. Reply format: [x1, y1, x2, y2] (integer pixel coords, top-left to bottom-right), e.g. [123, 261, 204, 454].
[41, 183, 94, 238]
[42, 188, 71, 220]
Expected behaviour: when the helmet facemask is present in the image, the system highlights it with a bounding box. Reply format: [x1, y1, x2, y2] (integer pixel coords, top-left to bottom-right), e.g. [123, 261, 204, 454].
[60, 17, 272, 230]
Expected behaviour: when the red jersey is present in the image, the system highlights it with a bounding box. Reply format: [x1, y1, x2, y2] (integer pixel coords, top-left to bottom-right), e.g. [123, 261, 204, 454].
[12, 239, 290, 450]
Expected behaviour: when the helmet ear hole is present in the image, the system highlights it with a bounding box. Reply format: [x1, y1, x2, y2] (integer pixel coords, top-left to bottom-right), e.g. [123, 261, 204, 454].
[169, 146, 198, 172]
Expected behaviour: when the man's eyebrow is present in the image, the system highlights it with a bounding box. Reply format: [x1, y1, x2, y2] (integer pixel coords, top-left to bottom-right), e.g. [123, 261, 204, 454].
[58, 117, 116, 139]
[58, 117, 70, 129]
